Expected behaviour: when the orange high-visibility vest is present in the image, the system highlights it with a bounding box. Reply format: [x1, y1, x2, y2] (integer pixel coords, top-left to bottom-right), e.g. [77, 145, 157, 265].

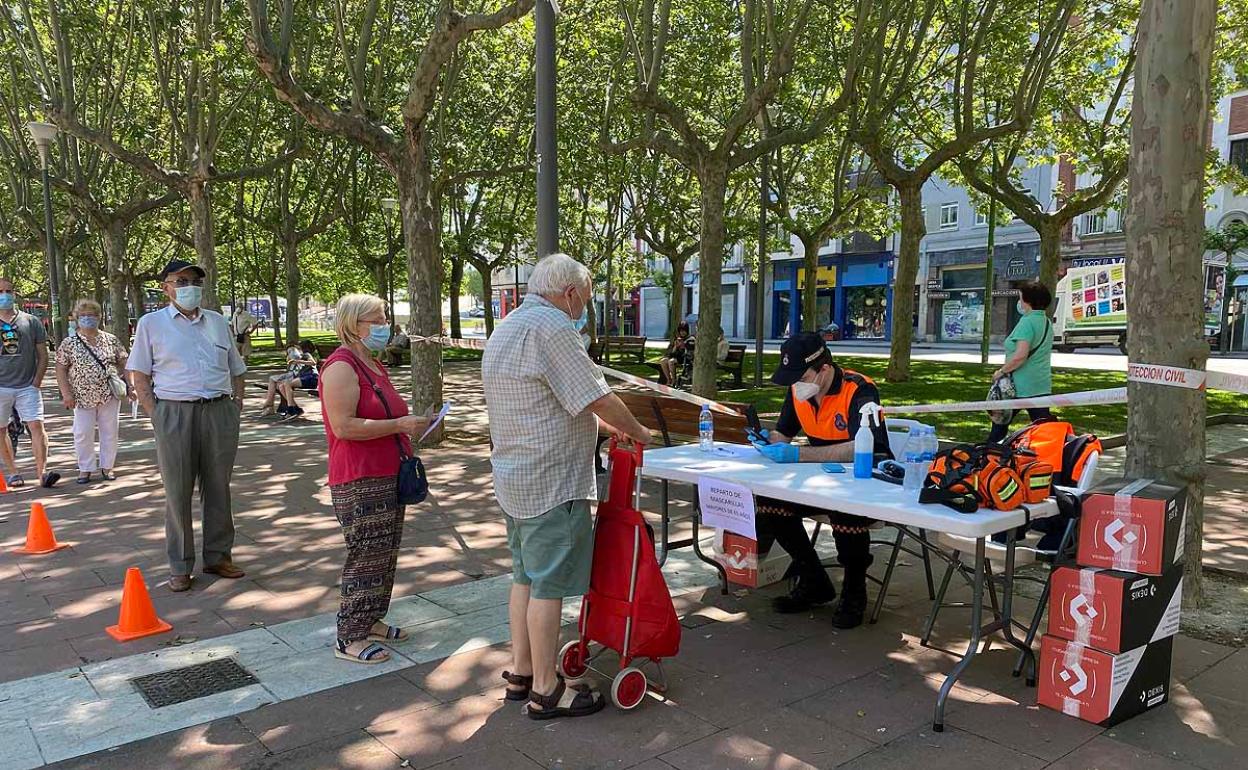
[792, 369, 874, 442]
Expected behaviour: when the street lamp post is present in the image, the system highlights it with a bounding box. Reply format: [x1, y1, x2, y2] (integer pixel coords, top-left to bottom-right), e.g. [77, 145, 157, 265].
[381, 197, 399, 332]
[27, 121, 63, 342]
[754, 107, 777, 387]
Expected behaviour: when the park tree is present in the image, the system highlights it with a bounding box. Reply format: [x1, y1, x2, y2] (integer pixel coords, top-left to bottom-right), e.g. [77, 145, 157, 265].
[246, 0, 535, 413]
[18, 0, 296, 311]
[629, 155, 700, 339]
[844, 0, 1077, 382]
[952, 3, 1138, 297]
[604, 0, 864, 396]
[1125, 0, 1217, 607]
[472, 173, 535, 337]
[767, 129, 892, 328]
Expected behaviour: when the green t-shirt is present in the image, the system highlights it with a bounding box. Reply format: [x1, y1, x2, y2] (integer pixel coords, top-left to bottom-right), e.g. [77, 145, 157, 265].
[1004, 310, 1052, 397]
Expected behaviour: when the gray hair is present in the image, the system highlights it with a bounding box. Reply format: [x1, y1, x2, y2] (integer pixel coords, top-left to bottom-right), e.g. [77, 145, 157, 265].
[528, 253, 591, 296]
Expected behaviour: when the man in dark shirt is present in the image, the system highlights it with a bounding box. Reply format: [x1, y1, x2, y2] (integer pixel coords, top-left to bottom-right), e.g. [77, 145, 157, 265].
[752, 333, 891, 628]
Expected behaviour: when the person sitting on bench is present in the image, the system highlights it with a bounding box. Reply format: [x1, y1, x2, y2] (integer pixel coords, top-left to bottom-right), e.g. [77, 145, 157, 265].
[259, 340, 318, 417]
[657, 322, 690, 385]
[751, 332, 891, 628]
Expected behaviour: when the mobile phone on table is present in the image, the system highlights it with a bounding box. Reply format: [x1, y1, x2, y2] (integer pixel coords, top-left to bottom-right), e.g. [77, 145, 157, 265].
[821, 463, 845, 474]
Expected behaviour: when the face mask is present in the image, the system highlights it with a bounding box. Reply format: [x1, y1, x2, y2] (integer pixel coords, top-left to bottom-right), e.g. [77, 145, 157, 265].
[175, 285, 203, 310]
[77, 315, 99, 330]
[564, 290, 589, 332]
[362, 323, 391, 351]
[1016, 300, 1027, 315]
[792, 381, 821, 402]
[0, 293, 14, 311]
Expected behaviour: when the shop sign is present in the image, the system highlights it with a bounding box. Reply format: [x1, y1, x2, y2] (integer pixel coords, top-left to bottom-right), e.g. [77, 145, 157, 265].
[797, 265, 837, 289]
[927, 291, 951, 300]
[1005, 257, 1028, 278]
[991, 289, 1018, 297]
[1071, 256, 1125, 268]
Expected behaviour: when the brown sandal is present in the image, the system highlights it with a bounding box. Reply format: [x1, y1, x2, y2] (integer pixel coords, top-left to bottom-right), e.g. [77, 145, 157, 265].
[502, 670, 533, 701]
[526, 676, 605, 720]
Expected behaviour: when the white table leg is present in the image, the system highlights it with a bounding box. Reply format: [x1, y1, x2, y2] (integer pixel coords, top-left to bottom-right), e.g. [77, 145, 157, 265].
[933, 536, 986, 732]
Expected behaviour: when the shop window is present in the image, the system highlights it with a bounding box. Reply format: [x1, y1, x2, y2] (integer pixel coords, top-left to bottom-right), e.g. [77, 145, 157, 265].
[1231, 138, 1248, 177]
[939, 203, 959, 230]
[942, 268, 984, 291]
[1082, 211, 1107, 236]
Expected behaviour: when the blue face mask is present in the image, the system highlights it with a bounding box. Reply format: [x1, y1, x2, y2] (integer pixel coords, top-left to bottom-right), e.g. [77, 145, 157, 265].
[563, 289, 589, 332]
[0, 292, 14, 311]
[362, 323, 391, 351]
[1016, 300, 1027, 315]
[175, 285, 203, 310]
[77, 315, 99, 330]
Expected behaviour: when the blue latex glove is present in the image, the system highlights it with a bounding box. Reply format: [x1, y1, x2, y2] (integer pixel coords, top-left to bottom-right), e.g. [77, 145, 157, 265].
[756, 442, 800, 464]
[747, 427, 771, 445]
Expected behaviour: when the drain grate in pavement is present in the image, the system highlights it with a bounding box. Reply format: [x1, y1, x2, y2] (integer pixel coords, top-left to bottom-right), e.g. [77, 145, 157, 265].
[130, 658, 258, 708]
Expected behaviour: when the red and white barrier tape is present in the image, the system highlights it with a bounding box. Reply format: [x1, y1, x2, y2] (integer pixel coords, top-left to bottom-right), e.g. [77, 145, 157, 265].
[598, 365, 741, 416]
[885, 388, 1129, 415]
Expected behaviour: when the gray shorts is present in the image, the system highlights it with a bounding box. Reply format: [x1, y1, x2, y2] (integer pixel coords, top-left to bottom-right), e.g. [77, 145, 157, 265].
[505, 500, 593, 600]
[0, 385, 44, 424]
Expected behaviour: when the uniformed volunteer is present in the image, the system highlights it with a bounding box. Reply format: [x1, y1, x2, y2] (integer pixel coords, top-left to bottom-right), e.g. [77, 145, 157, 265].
[751, 332, 891, 628]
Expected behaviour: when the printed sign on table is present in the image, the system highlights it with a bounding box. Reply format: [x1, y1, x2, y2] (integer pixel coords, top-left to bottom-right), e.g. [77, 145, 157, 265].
[697, 477, 756, 539]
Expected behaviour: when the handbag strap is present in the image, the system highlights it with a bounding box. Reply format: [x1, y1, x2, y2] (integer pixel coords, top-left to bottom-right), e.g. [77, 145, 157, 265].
[77, 335, 116, 376]
[1025, 317, 1050, 361]
[347, 351, 410, 460]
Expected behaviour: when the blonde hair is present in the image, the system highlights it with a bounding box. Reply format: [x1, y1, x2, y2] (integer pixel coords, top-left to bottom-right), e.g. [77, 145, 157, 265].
[74, 298, 102, 315]
[334, 293, 387, 345]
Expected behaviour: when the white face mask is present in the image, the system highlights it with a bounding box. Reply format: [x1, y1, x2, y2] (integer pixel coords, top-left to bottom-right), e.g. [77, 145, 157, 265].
[792, 381, 821, 402]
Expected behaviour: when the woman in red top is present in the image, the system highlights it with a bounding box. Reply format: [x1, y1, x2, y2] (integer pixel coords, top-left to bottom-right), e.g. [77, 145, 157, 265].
[320, 294, 431, 664]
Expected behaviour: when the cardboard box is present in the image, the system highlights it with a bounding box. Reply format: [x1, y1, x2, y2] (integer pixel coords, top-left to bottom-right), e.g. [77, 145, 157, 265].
[1038, 634, 1173, 726]
[1077, 479, 1186, 575]
[1047, 565, 1182, 654]
[710, 530, 792, 589]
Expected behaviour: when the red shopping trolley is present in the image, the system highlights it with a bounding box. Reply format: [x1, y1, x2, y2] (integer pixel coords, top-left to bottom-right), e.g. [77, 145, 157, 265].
[557, 440, 682, 710]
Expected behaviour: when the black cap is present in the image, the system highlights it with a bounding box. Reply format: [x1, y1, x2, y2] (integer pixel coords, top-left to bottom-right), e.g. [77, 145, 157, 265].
[158, 259, 206, 281]
[771, 332, 830, 386]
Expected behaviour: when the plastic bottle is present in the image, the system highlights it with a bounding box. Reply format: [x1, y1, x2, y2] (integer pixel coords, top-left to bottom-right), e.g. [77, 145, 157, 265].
[920, 426, 938, 479]
[699, 404, 714, 452]
[903, 426, 923, 491]
[854, 402, 882, 478]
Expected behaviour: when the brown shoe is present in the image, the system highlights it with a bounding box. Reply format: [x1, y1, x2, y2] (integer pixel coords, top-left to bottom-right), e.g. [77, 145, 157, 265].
[169, 574, 193, 592]
[203, 560, 245, 579]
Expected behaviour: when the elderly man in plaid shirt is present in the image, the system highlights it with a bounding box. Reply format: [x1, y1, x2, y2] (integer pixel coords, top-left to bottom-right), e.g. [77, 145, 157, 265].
[483, 253, 650, 721]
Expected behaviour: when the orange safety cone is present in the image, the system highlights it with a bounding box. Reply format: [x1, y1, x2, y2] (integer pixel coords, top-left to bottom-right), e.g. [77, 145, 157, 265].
[0, 474, 8, 493]
[106, 567, 173, 642]
[11, 502, 70, 554]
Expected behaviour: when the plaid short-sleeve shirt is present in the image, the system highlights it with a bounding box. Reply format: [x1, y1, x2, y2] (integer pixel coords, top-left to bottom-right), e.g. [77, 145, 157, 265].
[482, 295, 611, 519]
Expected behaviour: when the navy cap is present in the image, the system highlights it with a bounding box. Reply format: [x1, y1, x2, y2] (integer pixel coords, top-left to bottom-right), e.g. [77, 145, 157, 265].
[771, 332, 830, 386]
[158, 259, 206, 281]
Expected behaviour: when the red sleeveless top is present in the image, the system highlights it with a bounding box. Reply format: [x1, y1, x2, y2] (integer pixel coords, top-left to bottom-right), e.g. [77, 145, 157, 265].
[320, 348, 412, 486]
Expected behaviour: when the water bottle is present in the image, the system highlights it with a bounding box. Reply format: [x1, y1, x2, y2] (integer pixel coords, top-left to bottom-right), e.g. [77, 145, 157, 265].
[903, 426, 923, 491]
[698, 404, 714, 452]
[920, 426, 938, 479]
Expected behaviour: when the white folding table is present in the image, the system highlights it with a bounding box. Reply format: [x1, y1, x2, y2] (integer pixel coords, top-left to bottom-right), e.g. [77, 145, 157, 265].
[638, 443, 1059, 731]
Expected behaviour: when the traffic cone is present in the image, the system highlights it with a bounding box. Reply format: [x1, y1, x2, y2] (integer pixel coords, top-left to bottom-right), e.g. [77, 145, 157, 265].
[0, 474, 8, 493]
[11, 502, 70, 554]
[106, 567, 173, 642]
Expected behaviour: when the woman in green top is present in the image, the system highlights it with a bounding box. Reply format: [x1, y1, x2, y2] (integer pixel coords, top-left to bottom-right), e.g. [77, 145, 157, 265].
[988, 280, 1054, 443]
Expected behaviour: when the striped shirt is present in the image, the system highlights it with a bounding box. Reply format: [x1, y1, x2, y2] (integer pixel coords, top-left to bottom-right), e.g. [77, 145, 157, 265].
[482, 295, 611, 519]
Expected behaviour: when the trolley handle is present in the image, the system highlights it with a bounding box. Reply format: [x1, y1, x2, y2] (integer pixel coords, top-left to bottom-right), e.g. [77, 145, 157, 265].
[608, 438, 645, 464]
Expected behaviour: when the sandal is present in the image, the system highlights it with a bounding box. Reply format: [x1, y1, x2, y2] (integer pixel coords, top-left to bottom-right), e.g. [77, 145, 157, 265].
[41, 471, 60, 488]
[366, 623, 409, 643]
[334, 639, 391, 665]
[100, 470, 116, 481]
[502, 670, 534, 701]
[76, 473, 91, 484]
[526, 676, 605, 720]
[6, 473, 24, 487]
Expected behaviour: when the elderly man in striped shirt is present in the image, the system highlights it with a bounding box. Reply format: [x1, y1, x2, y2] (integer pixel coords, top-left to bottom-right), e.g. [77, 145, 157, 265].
[483, 253, 650, 720]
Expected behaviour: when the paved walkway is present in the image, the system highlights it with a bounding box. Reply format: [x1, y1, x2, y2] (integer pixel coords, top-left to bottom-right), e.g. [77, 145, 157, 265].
[2, 360, 1247, 768]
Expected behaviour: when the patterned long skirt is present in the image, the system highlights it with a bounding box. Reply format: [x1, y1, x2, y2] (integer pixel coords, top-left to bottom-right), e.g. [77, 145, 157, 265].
[330, 475, 406, 643]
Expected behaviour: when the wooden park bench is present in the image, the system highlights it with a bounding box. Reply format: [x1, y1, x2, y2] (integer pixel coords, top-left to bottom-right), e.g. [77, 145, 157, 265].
[602, 335, 648, 364]
[717, 344, 747, 388]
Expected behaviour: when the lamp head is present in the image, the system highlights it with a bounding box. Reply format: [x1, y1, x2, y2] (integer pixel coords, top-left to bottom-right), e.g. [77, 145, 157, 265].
[25, 122, 57, 165]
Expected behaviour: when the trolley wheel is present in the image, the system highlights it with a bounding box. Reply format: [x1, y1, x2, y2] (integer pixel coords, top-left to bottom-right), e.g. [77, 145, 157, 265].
[611, 667, 648, 710]
[557, 640, 588, 679]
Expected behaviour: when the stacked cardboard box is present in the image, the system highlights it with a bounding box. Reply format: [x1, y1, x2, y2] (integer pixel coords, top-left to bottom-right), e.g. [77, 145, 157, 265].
[1037, 479, 1186, 726]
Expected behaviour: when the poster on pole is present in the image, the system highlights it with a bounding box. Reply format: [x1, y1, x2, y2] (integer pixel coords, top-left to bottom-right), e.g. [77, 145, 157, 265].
[697, 477, 756, 539]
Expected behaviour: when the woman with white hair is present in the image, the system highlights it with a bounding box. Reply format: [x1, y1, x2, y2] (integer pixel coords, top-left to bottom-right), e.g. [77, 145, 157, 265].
[319, 293, 432, 664]
[54, 298, 132, 483]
